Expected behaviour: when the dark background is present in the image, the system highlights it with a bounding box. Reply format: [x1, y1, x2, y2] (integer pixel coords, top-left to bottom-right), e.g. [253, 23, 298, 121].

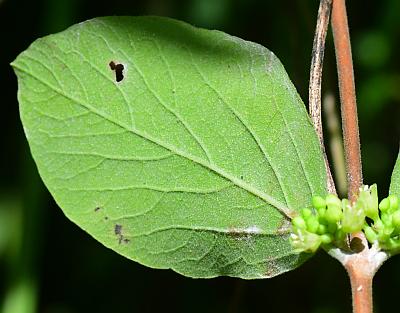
[1, 0, 400, 312]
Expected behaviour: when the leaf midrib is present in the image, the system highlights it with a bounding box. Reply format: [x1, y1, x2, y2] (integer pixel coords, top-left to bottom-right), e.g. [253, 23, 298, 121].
[13, 61, 295, 219]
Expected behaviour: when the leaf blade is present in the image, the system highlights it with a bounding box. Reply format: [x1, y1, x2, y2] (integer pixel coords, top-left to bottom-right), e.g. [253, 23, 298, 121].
[390, 151, 400, 197]
[13, 16, 327, 278]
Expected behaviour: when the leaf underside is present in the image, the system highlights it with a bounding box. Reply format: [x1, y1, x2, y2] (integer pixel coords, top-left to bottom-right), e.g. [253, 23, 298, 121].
[390, 151, 400, 198]
[13, 16, 327, 279]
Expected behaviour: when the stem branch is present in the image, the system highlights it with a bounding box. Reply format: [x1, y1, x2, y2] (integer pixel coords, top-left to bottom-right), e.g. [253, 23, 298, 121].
[309, 0, 336, 194]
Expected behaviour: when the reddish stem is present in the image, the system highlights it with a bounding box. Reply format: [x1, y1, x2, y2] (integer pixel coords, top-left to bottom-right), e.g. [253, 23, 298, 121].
[330, 1, 375, 313]
[345, 258, 373, 313]
[331, 0, 362, 202]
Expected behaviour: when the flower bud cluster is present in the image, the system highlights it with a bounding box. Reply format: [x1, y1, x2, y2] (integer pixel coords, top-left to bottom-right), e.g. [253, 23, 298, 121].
[290, 184, 400, 253]
[363, 192, 400, 251]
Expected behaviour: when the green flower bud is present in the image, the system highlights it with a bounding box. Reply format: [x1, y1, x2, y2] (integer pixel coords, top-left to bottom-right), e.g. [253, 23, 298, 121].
[379, 198, 390, 212]
[381, 213, 392, 227]
[387, 238, 400, 251]
[363, 226, 377, 243]
[335, 228, 346, 242]
[374, 219, 384, 231]
[327, 222, 337, 233]
[317, 207, 326, 219]
[290, 230, 322, 253]
[317, 224, 327, 235]
[325, 204, 342, 224]
[389, 195, 399, 212]
[312, 196, 326, 210]
[301, 208, 313, 219]
[361, 184, 379, 221]
[376, 226, 393, 243]
[306, 215, 320, 233]
[292, 216, 306, 229]
[291, 188, 400, 253]
[320, 234, 333, 244]
[383, 225, 394, 237]
[392, 211, 400, 228]
[325, 194, 341, 207]
[302, 232, 322, 253]
[341, 199, 365, 233]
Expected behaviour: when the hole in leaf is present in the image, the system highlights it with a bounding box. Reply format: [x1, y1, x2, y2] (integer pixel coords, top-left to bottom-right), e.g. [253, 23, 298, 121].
[109, 61, 125, 82]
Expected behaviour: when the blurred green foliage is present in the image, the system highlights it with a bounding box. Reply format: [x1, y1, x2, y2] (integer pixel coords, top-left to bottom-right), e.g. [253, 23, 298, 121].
[0, 0, 399, 312]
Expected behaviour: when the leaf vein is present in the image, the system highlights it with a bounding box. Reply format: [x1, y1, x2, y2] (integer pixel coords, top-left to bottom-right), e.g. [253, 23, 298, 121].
[14, 58, 294, 219]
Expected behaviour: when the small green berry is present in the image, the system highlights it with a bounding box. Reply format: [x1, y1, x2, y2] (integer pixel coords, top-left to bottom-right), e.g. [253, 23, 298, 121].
[379, 198, 390, 212]
[312, 196, 326, 209]
[292, 216, 306, 229]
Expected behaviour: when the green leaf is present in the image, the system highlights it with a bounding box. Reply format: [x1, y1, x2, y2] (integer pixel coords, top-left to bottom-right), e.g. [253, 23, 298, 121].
[390, 151, 400, 197]
[12, 16, 327, 279]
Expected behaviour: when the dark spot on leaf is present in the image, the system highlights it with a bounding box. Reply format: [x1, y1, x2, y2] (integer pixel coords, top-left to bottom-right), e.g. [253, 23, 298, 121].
[94, 207, 101, 212]
[114, 224, 122, 235]
[114, 224, 129, 244]
[240, 175, 243, 179]
[109, 61, 124, 82]
[104, 216, 109, 220]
